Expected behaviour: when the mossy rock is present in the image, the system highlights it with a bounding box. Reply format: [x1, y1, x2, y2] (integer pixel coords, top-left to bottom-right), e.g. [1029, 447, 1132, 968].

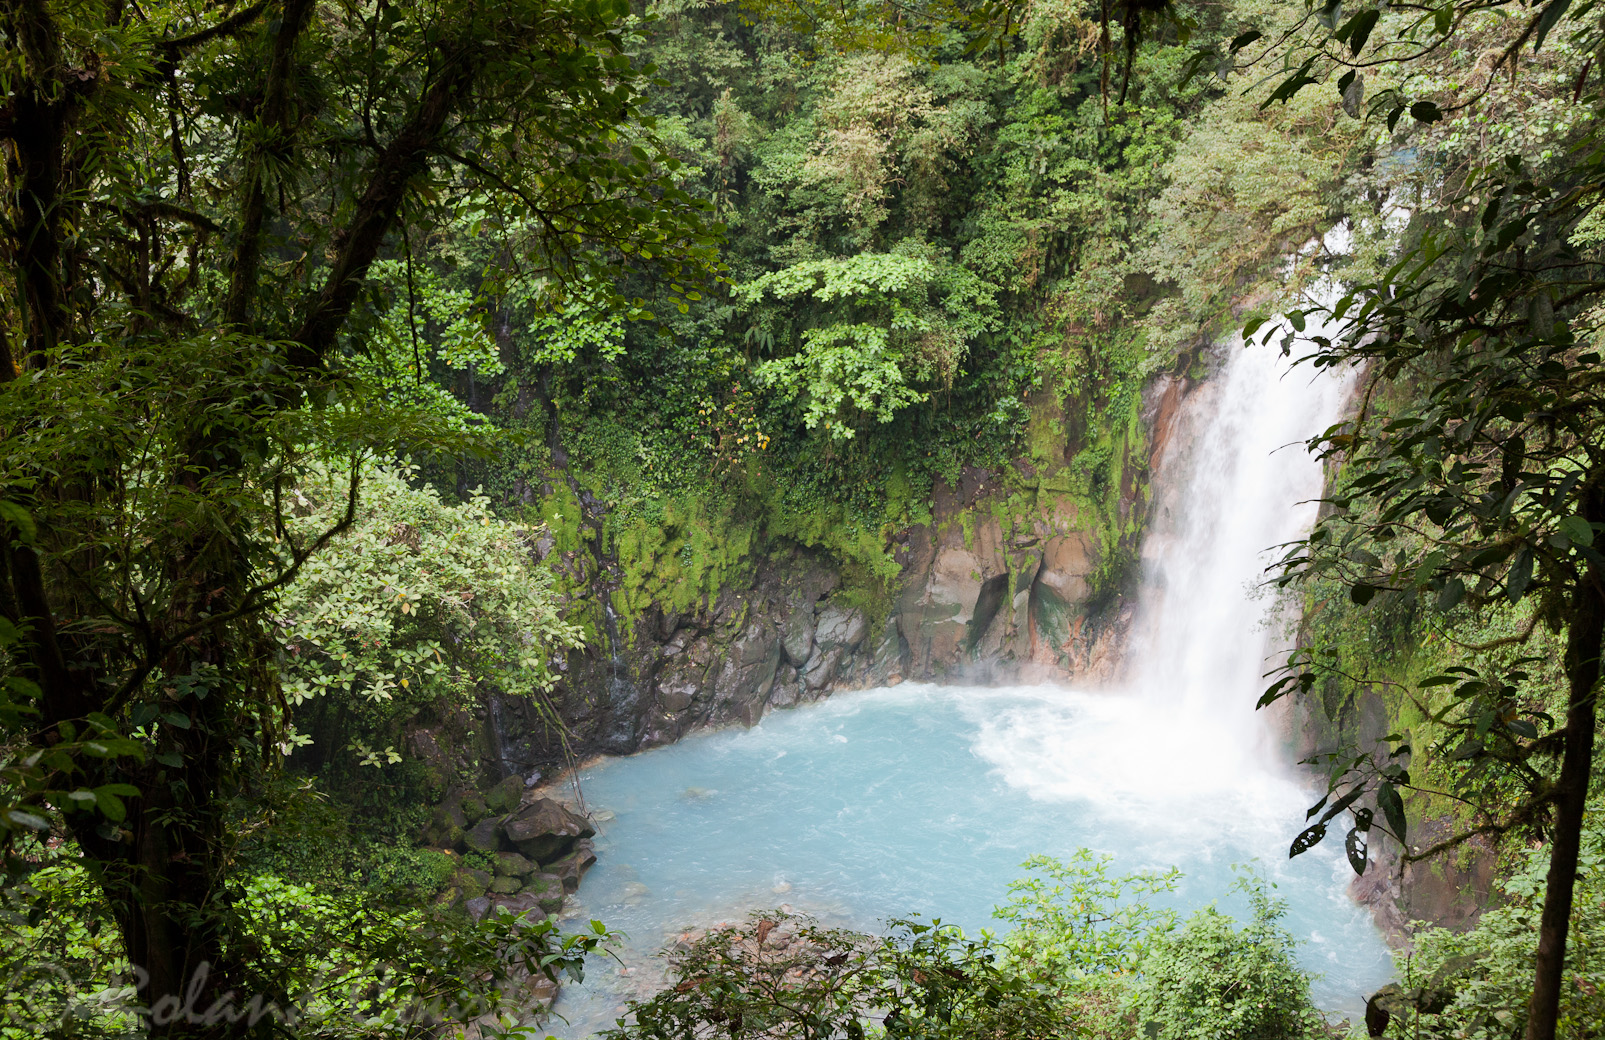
[422, 803, 467, 848]
[494, 851, 536, 878]
[455, 868, 492, 900]
[488, 875, 522, 895]
[459, 792, 488, 823]
[462, 816, 501, 854]
[521, 873, 566, 913]
[545, 841, 597, 893]
[483, 775, 524, 815]
[503, 797, 594, 862]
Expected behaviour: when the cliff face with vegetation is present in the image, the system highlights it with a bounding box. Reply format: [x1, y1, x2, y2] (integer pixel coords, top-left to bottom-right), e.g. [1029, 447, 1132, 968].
[492, 371, 1195, 773]
[9, 0, 1605, 1035]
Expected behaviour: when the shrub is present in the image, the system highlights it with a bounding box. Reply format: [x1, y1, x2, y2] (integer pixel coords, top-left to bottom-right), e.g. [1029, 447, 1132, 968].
[1128, 883, 1323, 1040]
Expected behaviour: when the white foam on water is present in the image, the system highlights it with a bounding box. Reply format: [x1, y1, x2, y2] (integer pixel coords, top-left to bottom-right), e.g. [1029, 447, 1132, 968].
[548, 332, 1390, 1036]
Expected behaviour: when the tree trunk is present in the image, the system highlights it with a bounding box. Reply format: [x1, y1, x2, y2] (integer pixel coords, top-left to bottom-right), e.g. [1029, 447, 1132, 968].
[1524, 478, 1605, 1040]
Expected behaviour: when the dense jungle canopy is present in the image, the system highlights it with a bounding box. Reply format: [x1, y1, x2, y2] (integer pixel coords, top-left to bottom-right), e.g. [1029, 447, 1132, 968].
[2, 0, 1605, 1037]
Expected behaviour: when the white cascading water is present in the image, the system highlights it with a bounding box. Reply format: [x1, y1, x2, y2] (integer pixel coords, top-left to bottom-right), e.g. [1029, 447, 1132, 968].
[971, 336, 1355, 822]
[549, 333, 1390, 1036]
[1130, 336, 1354, 743]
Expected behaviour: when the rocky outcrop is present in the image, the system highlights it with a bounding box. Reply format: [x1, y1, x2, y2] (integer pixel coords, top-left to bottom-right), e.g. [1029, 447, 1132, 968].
[894, 483, 1131, 685]
[1291, 681, 1500, 941]
[426, 786, 597, 912]
[474, 373, 1198, 779]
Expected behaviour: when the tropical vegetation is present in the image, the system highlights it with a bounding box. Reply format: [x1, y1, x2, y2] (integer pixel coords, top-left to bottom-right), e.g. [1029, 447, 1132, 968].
[2, 0, 1603, 1037]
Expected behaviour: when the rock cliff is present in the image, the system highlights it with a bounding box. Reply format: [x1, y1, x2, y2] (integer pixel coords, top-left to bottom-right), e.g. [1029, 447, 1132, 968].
[473, 372, 1196, 779]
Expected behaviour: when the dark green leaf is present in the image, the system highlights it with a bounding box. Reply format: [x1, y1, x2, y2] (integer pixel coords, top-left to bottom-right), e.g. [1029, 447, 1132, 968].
[1506, 546, 1534, 601]
[1410, 100, 1444, 123]
[1559, 516, 1595, 547]
[0, 501, 37, 543]
[1533, 0, 1574, 49]
[1290, 823, 1327, 857]
[1229, 29, 1264, 54]
[1343, 8, 1379, 54]
[1377, 782, 1407, 842]
[1345, 827, 1368, 874]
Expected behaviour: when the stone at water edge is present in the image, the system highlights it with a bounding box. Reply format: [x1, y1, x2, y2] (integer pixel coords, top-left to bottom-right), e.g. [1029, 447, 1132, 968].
[483, 774, 525, 815]
[494, 850, 537, 877]
[524, 973, 559, 1008]
[545, 840, 597, 893]
[503, 797, 595, 862]
[463, 815, 501, 853]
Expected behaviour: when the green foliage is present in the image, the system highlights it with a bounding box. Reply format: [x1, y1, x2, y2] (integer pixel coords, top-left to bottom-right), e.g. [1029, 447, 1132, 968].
[0, 0, 716, 1018]
[740, 250, 999, 438]
[449, 0, 1320, 621]
[994, 850, 1181, 1002]
[601, 910, 1071, 1040]
[0, 853, 613, 1040]
[1238, 6, 1605, 1035]
[1128, 883, 1324, 1040]
[276, 465, 578, 768]
[1378, 802, 1605, 1039]
[603, 854, 1327, 1040]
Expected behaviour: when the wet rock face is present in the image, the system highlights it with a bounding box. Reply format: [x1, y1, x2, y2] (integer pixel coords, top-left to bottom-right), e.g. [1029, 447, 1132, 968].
[494, 508, 1140, 776]
[487, 378, 1180, 775]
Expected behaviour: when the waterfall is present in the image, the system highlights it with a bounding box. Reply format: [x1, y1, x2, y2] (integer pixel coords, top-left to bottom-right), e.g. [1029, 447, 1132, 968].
[551, 331, 1390, 1036]
[967, 336, 1354, 842]
[1125, 338, 1356, 774]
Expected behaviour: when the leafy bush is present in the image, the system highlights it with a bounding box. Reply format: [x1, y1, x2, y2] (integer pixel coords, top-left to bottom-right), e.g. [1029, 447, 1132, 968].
[995, 850, 1181, 1003]
[275, 464, 578, 772]
[601, 910, 1071, 1040]
[1376, 802, 1605, 1039]
[602, 855, 1328, 1040]
[1128, 884, 1324, 1040]
[0, 853, 611, 1040]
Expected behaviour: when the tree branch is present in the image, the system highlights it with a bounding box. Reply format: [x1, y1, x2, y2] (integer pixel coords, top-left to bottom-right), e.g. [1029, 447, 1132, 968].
[289, 55, 476, 367]
[224, 0, 316, 328]
[156, 0, 269, 61]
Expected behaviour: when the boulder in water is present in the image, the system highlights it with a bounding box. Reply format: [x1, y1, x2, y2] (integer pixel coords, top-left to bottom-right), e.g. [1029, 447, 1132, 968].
[546, 840, 597, 892]
[503, 797, 594, 863]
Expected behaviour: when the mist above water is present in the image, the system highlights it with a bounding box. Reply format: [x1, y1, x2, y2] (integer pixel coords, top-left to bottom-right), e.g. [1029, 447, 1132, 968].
[549, 340, 1388, 1035]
